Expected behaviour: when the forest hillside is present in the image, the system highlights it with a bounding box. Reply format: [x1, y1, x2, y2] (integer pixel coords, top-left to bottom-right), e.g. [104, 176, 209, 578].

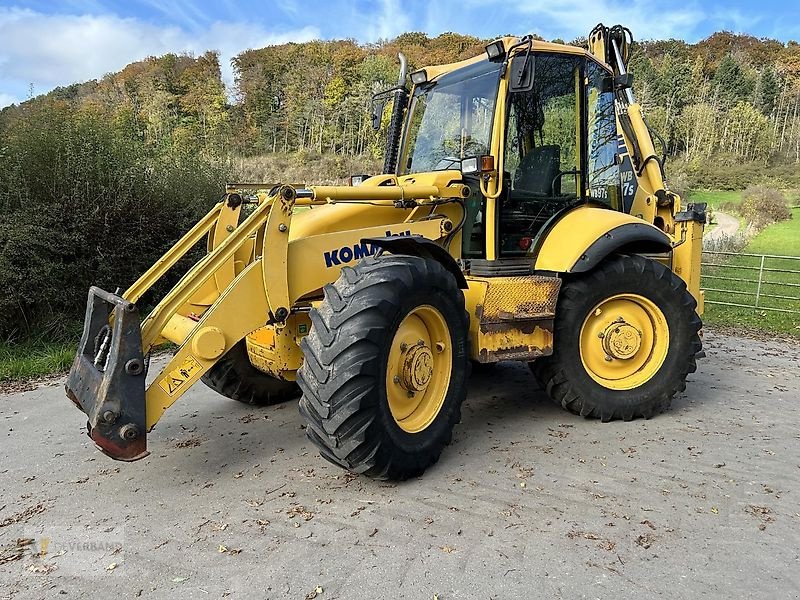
[1, 30, 800, 339]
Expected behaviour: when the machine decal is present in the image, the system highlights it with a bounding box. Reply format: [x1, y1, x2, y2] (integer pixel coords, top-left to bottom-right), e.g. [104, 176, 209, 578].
[323, 230, 411, 267]
[618, 134, 638, 213]
[158, 355, 202, 396]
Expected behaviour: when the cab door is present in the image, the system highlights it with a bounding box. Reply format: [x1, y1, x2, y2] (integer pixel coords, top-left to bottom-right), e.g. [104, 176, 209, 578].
[499, 53, 584, 257]
[496, 53, 624, 258]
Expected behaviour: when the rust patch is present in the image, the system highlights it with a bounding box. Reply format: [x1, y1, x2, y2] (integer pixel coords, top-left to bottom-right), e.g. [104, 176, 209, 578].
[478, 344, 552, 363]
[474, 303, 484, 320]
[476, 322, 554, 363]
[480, 319, 554, 335]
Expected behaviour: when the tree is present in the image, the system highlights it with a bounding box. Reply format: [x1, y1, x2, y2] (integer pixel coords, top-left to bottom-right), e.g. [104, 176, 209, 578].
[712, 54, 752, 108]
[756, 67, 780, 116]
[676, 102, 718, 158]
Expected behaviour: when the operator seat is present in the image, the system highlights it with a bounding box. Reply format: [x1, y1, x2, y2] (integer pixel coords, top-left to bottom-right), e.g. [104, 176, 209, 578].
[512, 144, 561, 196]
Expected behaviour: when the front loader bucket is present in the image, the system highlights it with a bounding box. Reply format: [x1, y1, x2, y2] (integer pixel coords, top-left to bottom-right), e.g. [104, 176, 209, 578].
[65, 286, 148, 461]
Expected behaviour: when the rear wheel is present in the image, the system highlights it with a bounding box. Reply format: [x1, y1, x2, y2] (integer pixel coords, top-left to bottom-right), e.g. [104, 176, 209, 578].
[298, 254, 469, 480]
[200, 342, 299, 405]
[532, 255, 702, 421]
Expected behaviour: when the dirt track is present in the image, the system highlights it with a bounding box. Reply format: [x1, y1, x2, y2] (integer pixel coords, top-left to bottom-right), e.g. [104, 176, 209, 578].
[705, 211, 740, 243]
[1, 330, 799, 599]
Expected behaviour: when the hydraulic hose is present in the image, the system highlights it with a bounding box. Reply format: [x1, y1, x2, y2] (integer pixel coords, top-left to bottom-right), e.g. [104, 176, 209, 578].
[383, 53, 409, 174]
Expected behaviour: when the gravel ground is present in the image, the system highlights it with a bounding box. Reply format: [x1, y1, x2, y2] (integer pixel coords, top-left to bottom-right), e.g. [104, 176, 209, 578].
[705, 211, 740, 243]
[1, 330, 799, 599]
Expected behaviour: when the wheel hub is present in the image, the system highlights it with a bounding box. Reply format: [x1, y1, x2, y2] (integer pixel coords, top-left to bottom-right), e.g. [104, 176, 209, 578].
[401, 343, 434, 392]
[385, 305, 453, 433]
[579, 293, 670, 391]
[602, 322, 642, 359]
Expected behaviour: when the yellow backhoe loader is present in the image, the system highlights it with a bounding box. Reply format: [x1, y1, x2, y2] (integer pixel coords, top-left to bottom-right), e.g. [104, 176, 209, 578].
[66, 24, 705, 479]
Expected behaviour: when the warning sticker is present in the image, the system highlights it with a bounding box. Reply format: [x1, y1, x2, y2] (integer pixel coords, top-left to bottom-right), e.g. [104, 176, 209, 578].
[158, 355, 202, 396]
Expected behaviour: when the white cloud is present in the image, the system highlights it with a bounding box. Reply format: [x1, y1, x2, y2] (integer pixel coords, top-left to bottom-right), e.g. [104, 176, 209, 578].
[0, 7, 320, 108]
[0, 92, 20, 107]
[366, 0, 412, 41]
[475, 0, 705, 41]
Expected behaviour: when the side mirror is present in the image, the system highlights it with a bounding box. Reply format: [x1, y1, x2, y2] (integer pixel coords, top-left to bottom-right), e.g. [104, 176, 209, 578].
[371, 98, 386, 131]
[614, 73, 634, 90]
[602, 73, 634, 92]
[508, 54, 534, 93]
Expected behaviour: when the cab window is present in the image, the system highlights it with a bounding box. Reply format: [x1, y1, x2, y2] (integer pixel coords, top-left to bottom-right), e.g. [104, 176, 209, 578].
[586, 60, 621, 209]
[500, 53, 582, 256]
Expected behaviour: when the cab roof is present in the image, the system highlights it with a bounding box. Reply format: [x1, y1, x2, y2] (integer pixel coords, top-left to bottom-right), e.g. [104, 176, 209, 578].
[420, 37, 605, 81]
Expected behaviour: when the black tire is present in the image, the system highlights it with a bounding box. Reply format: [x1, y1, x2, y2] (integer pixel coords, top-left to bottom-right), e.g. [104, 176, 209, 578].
[531, 254, 702, 421]
[470, 360, 497, 372]
[297, 254, 470, 480]
[200, 341, 299, 405]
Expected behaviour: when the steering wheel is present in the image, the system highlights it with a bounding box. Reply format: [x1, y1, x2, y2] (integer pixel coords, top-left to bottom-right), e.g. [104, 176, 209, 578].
[433, 156, 461, 170]
[552, 169, 580, 195]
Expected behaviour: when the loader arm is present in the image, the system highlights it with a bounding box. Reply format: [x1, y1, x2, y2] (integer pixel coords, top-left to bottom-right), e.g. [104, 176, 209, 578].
[66, 181, 469, 460]
[66, 185, 297, 459]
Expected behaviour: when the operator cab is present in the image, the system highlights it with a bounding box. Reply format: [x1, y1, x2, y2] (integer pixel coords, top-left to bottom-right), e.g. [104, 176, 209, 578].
[501, 53, 622, 256]
[399, 41, 625, 262]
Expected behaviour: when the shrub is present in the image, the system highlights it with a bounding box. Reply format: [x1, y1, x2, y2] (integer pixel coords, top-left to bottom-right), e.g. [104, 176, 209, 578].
[717, 200, 740, 213]
[0, 101, 227, 339]
[703, 231, 749, 256]
[677, 157, 800, 191]
[738, 185, 792, 228]
[666, 170, 690, 200]
[234, 152, 381, 185]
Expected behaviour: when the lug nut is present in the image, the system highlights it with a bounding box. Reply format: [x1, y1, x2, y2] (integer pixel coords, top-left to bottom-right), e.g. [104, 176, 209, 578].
[119, 424, 139, 441]
[102, 410, 117, 424]
[125, 359, 143, 375]
[393, 375, 400, 384]
[604, 355, 613, 362]
[400, 342, 408, 352]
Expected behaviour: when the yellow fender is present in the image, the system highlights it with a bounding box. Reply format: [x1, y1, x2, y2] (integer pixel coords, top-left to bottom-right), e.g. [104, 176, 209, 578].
[534, 205, 671, 273]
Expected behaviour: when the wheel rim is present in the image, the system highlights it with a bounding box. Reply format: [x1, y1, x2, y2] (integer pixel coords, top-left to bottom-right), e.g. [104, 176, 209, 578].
[579, 293, 669, 391]
[386, 305, 453, 433]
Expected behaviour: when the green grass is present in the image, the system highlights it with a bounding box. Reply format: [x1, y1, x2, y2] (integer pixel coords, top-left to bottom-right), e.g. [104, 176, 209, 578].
[0, 339, 75, 382]
[687, 189, 742, 209]
[746, 207, 800, 256]
[700, 204, 800, 338]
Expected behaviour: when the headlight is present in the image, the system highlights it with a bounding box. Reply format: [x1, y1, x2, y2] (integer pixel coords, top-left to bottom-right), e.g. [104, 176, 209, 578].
[485, 40, 506, 60]
[410, 70, 428, 85]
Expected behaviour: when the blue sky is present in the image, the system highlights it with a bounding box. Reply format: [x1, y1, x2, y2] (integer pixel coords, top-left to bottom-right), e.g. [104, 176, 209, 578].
[1, 0, 798, 108]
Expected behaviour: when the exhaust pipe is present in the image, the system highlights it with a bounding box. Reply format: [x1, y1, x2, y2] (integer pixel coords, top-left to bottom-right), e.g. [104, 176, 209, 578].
[382, 52, 409, 175]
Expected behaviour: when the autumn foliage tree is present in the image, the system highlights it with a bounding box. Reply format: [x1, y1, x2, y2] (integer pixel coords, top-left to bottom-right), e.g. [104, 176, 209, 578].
[3, 30, 800, 337]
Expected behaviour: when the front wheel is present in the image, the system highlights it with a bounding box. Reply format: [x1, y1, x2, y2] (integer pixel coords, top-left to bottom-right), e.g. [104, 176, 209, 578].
[297, 254, 470, 480]
[532, 255, 702, 421]
[200, 342, 299, 405]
